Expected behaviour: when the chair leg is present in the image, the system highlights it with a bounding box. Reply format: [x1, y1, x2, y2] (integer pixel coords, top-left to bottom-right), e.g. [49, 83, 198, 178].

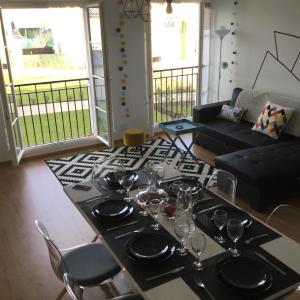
[124, 146, 128, 157]
[56, 287, 67, 300]
[139, 146, 143, 156]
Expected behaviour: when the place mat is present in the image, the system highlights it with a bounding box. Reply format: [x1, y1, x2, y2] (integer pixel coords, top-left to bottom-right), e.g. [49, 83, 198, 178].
[93, 168, 150, 193]
[182, 247, 300, 300]
[193, 190, 281, 251]
[78, 197, 195, 291]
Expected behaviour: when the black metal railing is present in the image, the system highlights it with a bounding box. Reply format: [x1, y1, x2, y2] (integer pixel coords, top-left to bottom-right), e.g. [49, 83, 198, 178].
[153, 66, 198, 123]
[9, 78, 92, 147]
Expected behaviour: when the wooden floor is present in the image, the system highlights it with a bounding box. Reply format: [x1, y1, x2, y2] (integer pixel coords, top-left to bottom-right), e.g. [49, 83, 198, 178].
[0, 134, 299, 300]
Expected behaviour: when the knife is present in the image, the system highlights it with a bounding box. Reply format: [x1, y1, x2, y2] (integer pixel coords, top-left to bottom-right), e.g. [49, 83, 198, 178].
[255, 252, 287, 276]
[106, 220, 139, 232]
[196, 204, 223, 215]
[146, 266, 185, 281]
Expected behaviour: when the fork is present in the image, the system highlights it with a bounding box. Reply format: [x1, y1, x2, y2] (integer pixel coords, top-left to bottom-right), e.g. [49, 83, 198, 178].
[195, 276, 215, 300]
[114, 226, 145, 239]
[243, 234, 268, 244]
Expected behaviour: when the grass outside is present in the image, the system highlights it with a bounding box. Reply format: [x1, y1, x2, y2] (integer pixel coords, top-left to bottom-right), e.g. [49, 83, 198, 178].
[20, 110, 92, 147]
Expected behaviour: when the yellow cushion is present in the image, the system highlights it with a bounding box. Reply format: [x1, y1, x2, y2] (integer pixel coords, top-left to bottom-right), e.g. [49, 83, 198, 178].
[123, 128, 145, 147]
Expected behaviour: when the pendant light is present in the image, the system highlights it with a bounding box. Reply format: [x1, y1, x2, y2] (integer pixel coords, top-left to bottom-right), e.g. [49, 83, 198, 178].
[166, 0, 173, 14]
[140, 0, 151, 22]
[123, 0, 140, 18]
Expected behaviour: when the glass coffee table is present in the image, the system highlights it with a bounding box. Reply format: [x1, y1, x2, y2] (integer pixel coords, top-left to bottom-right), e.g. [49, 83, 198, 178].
[158, 119, 202, 168]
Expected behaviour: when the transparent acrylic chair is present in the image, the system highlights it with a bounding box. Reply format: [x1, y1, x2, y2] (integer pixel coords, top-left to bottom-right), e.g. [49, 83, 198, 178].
[266, 204, 300, 244]
[63, 273, 144, 300]
[206, 169, 237, 204]
[35, 220, 121, 300]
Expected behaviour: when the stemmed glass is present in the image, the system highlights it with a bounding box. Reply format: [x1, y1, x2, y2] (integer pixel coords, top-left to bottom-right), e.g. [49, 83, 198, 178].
[136, 186, 150, 216]
[174, 214, 190, 256]
[172, 180, 183, 195]
[177, 185, 191, 212]
[227, 218, 244, 257]
[120, 174, 135, 202]
[143, 161, 155, 190]
[150, 198, 162, 231]
[190, 231, 206, 270]
[213, 210, 228, 244]
[114, 160, 126, 194]
[153, 164, 165, 187]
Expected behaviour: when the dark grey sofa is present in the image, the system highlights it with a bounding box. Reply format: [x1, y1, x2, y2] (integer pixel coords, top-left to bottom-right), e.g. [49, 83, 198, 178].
[192, 88, 300, 211]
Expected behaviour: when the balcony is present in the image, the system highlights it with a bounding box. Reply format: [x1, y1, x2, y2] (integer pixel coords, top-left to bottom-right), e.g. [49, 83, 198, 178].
[8, 67, 198, 148]
[9, 78, 92, 148]
[153, 66, 198, 123]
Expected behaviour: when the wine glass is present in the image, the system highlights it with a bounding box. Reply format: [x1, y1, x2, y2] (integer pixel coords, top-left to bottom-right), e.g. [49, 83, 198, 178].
[136, 186, 150, 216]
[114, 160, 126, 194]
[172, 180, 183, 195]
[177, 185, 191, 212]
[227, 218, 244, 257]
[213, 210, 228, 243]
[153, 164, 165, 187]
[143, 161, 155, 190]
[174, 214, 190, 256]
[121, 174, 135, 202]
[190, 231, 206, 270]
[150, 198, 162, 231]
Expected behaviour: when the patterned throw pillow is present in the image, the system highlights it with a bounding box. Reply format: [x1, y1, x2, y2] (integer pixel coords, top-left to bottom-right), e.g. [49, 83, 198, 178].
[252, 101, 294, 139]
[217, 104, 245, 124]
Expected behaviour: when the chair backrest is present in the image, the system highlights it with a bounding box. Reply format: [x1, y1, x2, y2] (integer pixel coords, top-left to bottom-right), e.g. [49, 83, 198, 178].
[206, 169, 237, 204]
[63, 273, 82, 300]
[35, 220, 66, 280]
[266, 205, 300, 243]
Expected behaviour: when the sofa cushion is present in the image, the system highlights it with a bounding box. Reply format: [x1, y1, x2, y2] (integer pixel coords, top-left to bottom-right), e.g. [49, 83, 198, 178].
[252, 101, 294, 139]
[215, 142, 300, 187]
[217, 104, 245, 124]
[197, 119, 291, 149]
[230, 87, 243, 106]
[235, 89, 300, 138]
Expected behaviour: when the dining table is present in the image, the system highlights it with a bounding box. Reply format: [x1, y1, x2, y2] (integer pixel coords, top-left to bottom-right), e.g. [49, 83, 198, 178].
[64, 162, 300, 300]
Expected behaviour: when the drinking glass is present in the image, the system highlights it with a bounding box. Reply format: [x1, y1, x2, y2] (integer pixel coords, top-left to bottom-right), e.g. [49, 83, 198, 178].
[177, 185, 191, 211]
[143, 161, 155, 190]
[174, 214, 190, 256]
[172, 180, 183, 195]
[213, 210, 228, 243]
[153, 164, 165, 187]
[150, 198, 162, 231]
[190, 231, 206, 270]
[114, 160, 126, 194]
[227, 218, 244, 257]
[136, 186, 150, 216]
[121, 174, 135, 202]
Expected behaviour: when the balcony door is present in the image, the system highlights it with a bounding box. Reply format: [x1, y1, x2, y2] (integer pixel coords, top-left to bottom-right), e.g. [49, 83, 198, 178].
[84, 5, 113, 146]
[0, 7, 23, 166]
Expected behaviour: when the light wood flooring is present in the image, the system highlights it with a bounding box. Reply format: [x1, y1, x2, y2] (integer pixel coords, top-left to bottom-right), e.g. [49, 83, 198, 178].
[0, 134, 299, 300]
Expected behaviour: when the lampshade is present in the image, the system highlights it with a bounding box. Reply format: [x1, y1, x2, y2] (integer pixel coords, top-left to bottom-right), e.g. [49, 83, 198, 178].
[215, 26, 230, 38]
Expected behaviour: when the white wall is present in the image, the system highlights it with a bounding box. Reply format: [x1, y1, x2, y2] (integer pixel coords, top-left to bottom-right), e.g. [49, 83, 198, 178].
[102, 0, 150, 142]
[209, 0, 300, 102]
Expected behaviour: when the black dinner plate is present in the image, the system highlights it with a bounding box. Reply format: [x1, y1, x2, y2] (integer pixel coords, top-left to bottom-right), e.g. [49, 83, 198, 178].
[162, 177, 201, 196]
[126, 233, 174, 261]
[92, 200, 133, 219]
[208, 205, 252, 228]
[104, 170, 138, 186]
[215, 256, 273, 293]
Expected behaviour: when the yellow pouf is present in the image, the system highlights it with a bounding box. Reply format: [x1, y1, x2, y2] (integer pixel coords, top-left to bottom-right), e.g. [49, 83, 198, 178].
[123, 128, 145, 156]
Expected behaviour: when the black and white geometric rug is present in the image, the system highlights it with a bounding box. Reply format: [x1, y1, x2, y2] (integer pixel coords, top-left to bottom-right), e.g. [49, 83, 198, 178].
[46, 138, 215, 186]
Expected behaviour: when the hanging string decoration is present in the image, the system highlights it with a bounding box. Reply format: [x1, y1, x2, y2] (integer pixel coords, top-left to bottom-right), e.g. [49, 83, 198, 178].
[117, 0, 130, 118]
[229, 1, 238, 84]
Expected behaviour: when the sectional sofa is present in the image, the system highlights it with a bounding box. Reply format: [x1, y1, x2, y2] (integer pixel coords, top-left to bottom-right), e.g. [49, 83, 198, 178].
[193, 88, 300, 211]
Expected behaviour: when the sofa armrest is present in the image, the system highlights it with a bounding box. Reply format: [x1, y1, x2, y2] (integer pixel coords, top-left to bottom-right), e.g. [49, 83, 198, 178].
[193, 100, 230, 123]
